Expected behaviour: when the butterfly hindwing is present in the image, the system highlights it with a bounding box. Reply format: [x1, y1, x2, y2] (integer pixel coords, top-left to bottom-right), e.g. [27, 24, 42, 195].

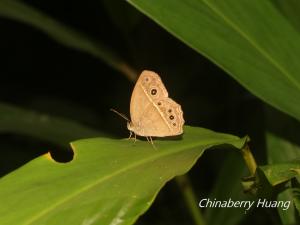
[155, 98, 184, 135]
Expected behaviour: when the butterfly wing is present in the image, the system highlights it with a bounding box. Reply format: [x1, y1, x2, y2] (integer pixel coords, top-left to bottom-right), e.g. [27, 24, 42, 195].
[130, 70, 184, 137]
[130, 70, 168, 125]
[137, 98, 184, 136]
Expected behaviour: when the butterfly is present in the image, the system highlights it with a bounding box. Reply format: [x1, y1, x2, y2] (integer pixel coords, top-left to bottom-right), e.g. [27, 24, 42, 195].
[112, 70, 184, 146]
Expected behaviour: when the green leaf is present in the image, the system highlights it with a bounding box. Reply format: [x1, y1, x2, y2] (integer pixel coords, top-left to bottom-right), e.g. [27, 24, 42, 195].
[259, 163, 300, 186]
[266, 132, 300, 164]
[0, 103, 104, 147]
[127, 0, 300, 121]
[0, 0, 137, 81]
[294, 190, 300, 214]
[277, 188, 298, 225]
[273, 0, 300, 32]
[258, 163, 300, 224]
[265, 107, 300, 223]
[0, 126, 247, 225]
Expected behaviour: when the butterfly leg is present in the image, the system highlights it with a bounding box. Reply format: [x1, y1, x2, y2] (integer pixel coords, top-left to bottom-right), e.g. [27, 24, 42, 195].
[127, 131, 133, 140]
[128, 131, 137, 144]
[148, 136, 157, 149]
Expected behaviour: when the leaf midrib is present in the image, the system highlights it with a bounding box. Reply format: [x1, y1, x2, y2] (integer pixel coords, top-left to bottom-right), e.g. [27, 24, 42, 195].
[201, 0, 300, 91]
[22, 139, 226, 225]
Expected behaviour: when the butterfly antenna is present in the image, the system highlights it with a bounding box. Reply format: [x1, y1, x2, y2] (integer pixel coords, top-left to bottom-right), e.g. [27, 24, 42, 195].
[110, 108, 130, 122]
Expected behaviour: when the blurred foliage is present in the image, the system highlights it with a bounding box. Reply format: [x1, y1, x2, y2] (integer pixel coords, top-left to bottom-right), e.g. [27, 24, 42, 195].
[0, 0, 299, 225]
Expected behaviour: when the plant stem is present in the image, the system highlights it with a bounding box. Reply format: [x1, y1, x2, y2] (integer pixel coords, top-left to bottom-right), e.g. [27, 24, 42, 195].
[241, 144, 257, 176]
[118, 62, 139, 82]
[175, 175, 206, 225]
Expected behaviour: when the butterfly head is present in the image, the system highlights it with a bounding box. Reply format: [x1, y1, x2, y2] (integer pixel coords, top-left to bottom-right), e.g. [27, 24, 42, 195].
[127, 121, 135, 132]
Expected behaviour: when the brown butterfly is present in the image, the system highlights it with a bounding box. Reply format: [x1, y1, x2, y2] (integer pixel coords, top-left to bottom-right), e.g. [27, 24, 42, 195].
[112, 70, 184, 146]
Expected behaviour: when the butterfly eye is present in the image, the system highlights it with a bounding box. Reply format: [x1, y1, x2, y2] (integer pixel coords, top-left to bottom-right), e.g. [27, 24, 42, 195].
[168, 109, 172, 113]
[151, 89, 157, 95]
[173, 123, 176, 126]
[169, 115, 174, 120]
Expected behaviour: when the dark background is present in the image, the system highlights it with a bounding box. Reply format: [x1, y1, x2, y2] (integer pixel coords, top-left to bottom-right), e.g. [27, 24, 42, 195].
[0, 1, 275, 224]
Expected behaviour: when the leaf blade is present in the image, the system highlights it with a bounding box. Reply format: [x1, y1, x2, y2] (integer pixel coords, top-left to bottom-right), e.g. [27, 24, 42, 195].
[0, 126, 247, 225]
[127, 0, 300, 121]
